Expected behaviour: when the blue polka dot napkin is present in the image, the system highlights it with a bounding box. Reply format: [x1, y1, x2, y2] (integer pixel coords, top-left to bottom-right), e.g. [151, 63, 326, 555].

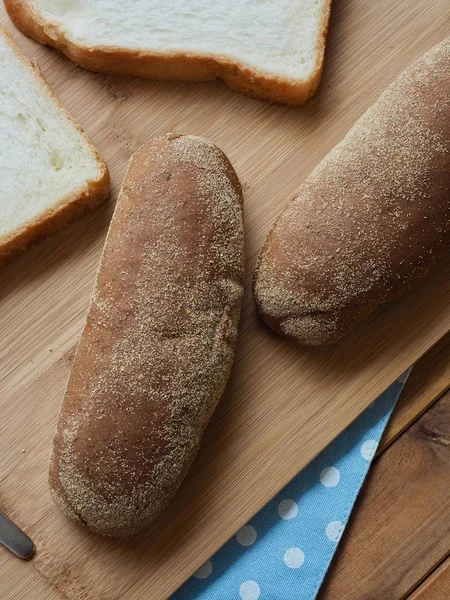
[172, 370, 411, 600]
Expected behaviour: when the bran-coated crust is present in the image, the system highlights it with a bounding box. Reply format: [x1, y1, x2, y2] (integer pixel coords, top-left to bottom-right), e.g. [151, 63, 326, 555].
[49, 134, 244, 536]
[0, 27, 110, 266]
[4, 0, 332, 105]
[253, 39, 450, 345]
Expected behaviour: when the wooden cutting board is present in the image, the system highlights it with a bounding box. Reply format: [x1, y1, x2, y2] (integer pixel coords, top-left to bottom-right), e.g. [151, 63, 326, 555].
[1, 1, 449, 598]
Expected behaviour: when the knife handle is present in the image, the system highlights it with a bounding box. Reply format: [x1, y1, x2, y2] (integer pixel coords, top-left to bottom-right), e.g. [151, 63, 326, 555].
[0, 511, 35, 559]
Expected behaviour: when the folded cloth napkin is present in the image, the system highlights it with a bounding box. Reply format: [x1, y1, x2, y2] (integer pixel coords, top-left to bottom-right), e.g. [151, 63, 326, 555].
[172, 370, 410, 600]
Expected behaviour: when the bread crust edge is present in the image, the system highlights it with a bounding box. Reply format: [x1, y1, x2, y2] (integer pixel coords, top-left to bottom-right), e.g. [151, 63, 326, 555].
[0, 26, 110, 266]
[4, 0, 332, 105]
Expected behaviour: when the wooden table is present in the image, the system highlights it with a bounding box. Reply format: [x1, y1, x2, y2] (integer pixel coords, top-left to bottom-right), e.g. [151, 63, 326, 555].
[3, 335, 450, 599]
[319, 333, 450, 600]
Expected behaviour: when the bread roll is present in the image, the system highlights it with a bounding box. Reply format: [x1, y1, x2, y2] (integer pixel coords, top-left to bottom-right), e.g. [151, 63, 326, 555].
[253, 40, 450, 346]
[49, 134, 244, 536]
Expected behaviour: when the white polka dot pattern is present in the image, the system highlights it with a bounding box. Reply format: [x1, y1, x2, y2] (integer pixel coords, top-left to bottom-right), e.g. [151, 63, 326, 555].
[360, 439, 378, 461]
[236, 525, 257, 547]
[193, 560, 212, 579]
[173, 378, 408, 600]
[325, 521, 344, 543]
[239, 580, 260, 600]
[278, 499, 298, 520]
[320, 466, 340, 487]
[283, 547, 305, 569]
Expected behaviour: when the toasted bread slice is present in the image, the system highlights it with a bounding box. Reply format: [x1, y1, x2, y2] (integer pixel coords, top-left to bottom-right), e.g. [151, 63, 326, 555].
[0, 28, 109, 265]
[5, 0, 331, 105]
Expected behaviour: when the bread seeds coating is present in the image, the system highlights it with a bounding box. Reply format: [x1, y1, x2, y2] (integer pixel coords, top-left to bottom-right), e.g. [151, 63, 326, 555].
[49, 134, 244, 536]
[254, 40, 450, 345]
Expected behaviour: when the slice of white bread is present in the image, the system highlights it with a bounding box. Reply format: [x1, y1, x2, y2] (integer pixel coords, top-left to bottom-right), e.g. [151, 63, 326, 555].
[4, 0, 332, 105]
[0, 28, 109, 265]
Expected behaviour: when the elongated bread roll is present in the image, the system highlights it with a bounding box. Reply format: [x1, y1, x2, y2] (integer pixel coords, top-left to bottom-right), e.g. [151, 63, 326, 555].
[253, 40, 450, 345]
[49, 134, 244, 536]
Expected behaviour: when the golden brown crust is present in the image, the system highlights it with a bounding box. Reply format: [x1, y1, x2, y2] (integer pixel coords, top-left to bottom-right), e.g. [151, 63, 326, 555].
[49, 134, 244, 536]
[4, 0, 332, 105]
[0, 27, 110, 266]
[253, 39, 450, 345]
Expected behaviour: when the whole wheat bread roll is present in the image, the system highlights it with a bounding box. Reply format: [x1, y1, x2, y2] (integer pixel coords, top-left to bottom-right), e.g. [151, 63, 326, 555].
[253, 39, 450, 346]
[49, 134, 244, 536]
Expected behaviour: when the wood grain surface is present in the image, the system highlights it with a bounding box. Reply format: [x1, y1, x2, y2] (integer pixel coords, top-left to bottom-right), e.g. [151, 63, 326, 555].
[2, 554, 60, 600]
[1, 0, 449, 598]
[379, 333, 450, 452]
[319, 390, 450, 600]
[408, 557, 450, 600]
[316, 340, 450, 599]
